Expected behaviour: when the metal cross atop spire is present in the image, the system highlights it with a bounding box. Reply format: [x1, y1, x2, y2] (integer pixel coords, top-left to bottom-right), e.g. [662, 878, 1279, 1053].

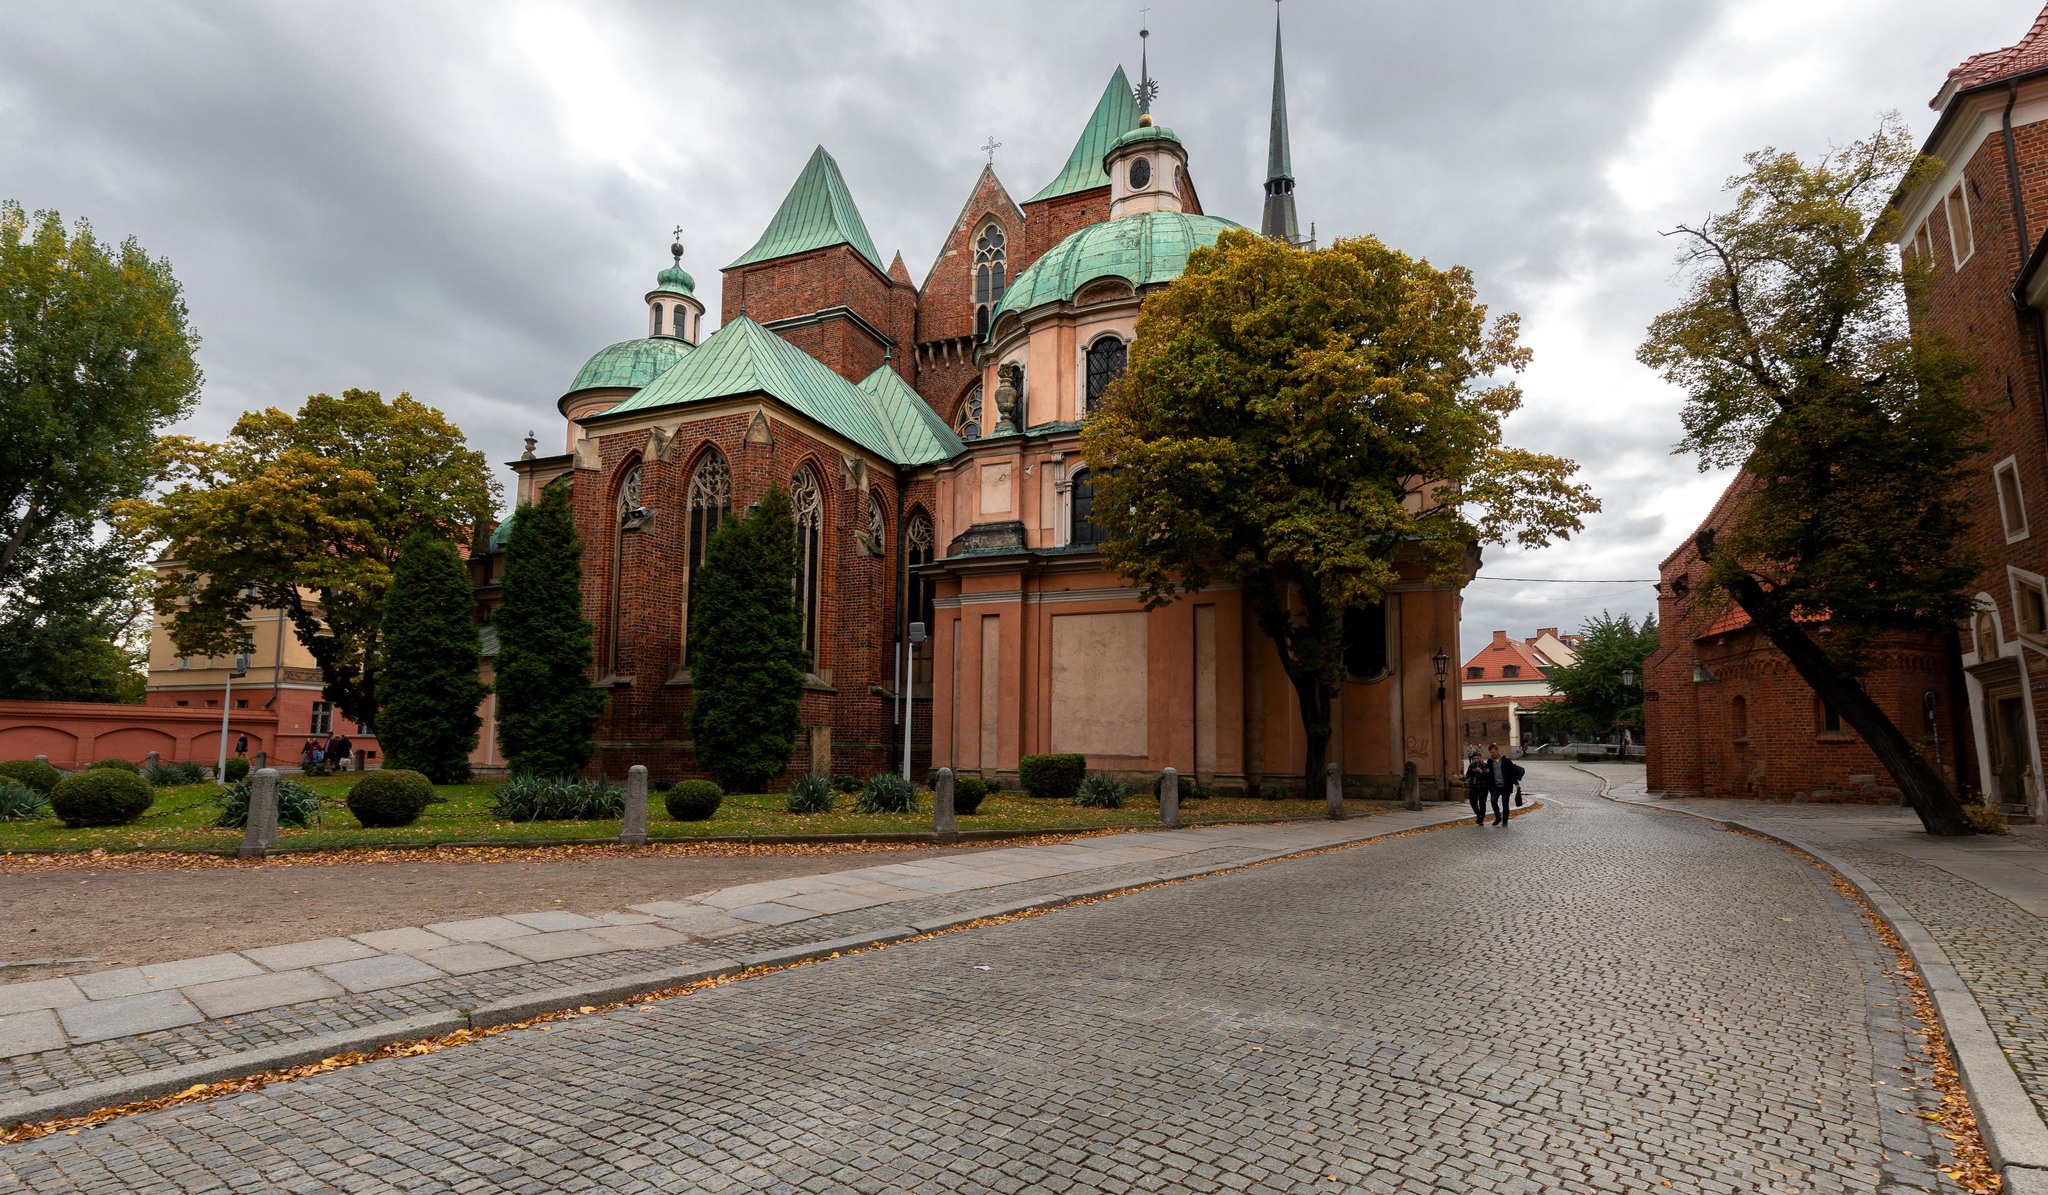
[981, 136, 1002, 165]
[670, 226, 685, 262]
[1134, 12, 1159, 114]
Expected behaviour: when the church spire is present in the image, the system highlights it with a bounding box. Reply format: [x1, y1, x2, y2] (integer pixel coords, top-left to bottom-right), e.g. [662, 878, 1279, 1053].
[1261, 0, 1303, 247]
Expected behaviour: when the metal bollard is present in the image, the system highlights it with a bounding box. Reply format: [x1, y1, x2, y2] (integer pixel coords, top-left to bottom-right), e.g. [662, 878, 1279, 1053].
[240, 768, 281, 859]
[1325, 762, 1345, 821]
[933, 768, 956, 841]
[1160, 767, 1181, 829]
[621, 765, 649, 846]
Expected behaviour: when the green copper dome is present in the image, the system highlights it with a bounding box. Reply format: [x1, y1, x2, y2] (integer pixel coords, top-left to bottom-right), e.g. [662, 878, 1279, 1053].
[1106, 123, 1183, 163]
[487, 509, 518, 553]
[652, 262, 696, 296]
[989, 210, 1242, 326]
[567, 337, 692, 395]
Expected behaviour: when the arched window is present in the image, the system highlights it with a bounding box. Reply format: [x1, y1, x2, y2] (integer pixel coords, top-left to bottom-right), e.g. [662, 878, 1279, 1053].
[955, 384, 983, 442]
[651, 302, 665, 338]
[906, 509, 935, 685]
[791, 466, 825, 666]
[973, 223, 1006, 339]
[607, 460, 643, 673]
[1070, 469, 1107, 545]
[681, 450, 730, 665]
[866, 492, 885, 551]
[1342, 604, 1388, 680]
[1085, 336, 1127, 414]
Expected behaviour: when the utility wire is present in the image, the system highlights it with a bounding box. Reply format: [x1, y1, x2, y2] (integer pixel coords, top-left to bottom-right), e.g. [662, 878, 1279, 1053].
[1472, 576, 1658, 584]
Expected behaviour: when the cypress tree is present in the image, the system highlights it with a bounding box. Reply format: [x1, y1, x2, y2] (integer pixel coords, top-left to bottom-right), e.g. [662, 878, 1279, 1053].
[688, 483, 806, 792]
[495, 480, 607, 777]
[377, 529, 488, 782]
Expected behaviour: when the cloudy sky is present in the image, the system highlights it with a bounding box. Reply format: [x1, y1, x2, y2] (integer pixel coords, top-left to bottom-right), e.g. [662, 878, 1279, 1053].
[2, 0, 2031, 656]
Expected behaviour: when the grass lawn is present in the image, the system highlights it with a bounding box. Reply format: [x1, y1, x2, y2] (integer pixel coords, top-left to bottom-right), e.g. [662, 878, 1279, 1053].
[0, 775, 1394, 855]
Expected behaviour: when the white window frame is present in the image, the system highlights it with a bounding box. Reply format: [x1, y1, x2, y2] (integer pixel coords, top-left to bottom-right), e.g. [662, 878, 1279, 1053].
[1913, 219, 1935, 265]
[310, 701, 333, 736]
[1996, 455, 2030, 543]
[2011, 566, 2048, 643]
[1947, 183, 1975, 268]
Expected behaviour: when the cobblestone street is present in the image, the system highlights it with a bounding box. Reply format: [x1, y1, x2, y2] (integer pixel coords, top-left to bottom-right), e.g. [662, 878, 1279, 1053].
[0, 765, 1967, 1193]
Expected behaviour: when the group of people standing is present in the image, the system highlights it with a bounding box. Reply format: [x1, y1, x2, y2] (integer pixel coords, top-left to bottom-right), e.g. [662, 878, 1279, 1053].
[1464, 745, 1523, 827]
[298, 734, 354, 770]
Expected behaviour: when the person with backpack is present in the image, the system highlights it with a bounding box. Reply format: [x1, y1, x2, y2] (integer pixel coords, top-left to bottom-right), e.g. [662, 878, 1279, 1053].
[1464, 750, 1491, 826]
[1485, 744, 1524, 827]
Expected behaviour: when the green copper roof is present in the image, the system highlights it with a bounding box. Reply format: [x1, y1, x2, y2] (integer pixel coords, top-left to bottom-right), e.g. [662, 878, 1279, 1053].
[1107, 122, 1183, 162]
[727, 146, 886, 274]
[487, 510, 518, 553]
[651, 262, 696, 296]
[990, 210, 1243, 324]
[567, 337, 693, 395]
[1028, 68, 1142, 204]
[605, 317, 958, 467]
[857, 365, 967, 467]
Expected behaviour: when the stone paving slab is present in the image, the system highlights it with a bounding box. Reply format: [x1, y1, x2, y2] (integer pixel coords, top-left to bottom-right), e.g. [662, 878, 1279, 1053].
[0, 804, 1467, 1126]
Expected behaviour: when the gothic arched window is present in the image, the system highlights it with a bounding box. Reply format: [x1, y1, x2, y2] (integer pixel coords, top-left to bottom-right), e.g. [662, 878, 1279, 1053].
[1070, 469, 1107, 546]
[607, 460, 644, 673]
[651, 302, 665, 338]
[790, 466, 825, 666]
[866, 492, 885, 551]
[1085, 337, 1127, 415]
[955, 384, 983, 442]
[681, 450, 731, 665]
[906, 509, 935, 685]
[973, 223, 1007, 339]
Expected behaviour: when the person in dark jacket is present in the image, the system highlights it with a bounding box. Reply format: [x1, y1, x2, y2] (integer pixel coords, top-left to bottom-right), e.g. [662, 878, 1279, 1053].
[1485, 744, 1524, 827]
[1464, 750, 1491, 826]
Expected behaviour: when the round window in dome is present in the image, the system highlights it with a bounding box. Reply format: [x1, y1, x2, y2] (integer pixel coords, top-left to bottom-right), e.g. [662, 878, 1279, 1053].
[1128, 156, 1152, 190]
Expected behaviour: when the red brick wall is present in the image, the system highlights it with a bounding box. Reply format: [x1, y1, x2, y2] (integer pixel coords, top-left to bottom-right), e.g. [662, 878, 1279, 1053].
[1021, 189, 1111, 267]
[721, 245, 912, 384]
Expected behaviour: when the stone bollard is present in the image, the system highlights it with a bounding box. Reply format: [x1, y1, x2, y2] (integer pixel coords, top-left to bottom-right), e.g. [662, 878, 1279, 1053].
[1159, 767, 1181, 830]
[353, 753, 366, 772]
[1325, 762, 1345, 821]
[252, 750, 266, 771]
[240, 768, 281, 859]
[621, 765, 649, 846]
[933, 768, 956, 842]
[33, 755, 47, 765]
[1402, 760, 1421, 812]
[145, 751, 161, 774]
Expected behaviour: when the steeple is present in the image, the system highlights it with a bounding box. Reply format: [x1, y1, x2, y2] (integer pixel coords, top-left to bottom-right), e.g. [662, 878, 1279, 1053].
[1261, 0, 1303, 247]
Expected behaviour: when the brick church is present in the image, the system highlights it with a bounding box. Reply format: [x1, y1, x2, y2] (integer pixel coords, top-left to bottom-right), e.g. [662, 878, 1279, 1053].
[496, 13, 1468, 794]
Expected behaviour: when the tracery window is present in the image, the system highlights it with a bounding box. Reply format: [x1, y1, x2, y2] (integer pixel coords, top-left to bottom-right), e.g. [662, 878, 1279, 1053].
[973, 223, 1007, 339]
[955, 384, 983, 441]
[607, 460, 643, 673]
[906, 510, 935, 686]
[681, 450, 730, 664]
[1085, 336, 1127, 415]
[791, 466, 825, 666]
[867, 492, 885, 550]
[1070, 469, 1107, 546]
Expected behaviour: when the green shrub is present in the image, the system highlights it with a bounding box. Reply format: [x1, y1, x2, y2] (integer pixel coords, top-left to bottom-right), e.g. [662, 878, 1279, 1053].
[785, 773, 834, 814]
[856, 772, 917, 814]
[1153, 773, 1212, 803]
[490, 773, 624, 821]
[302, 760, 332, 777]
[146, 760, 209, 787]
[89, 757, 141, 774]
[1018, 753, 1087, 800]
[215, 778, 321, 829]
[664, 779, 724, 822]
[1077, 771, 1129, 809]
[223, 758, 251, 783]
[346, 769, 435, 828]
[50, 768, 155, 826]
[951, 776, 991, 816]
[0, 759, 62, 796]
[1962, 804, 2011, 836]
[829, 773, 863, 794]
[1257, 783, 1292, 801]
[0, 780, 49, 822]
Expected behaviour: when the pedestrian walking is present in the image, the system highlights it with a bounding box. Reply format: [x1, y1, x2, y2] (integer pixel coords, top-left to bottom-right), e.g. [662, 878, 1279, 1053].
[299, 739, 321, 769]
[325, 734, 349, 769]
[234, 733, 249, 758]
[1464, 750, 1491, 826]
[1485, 744, 1524, 827]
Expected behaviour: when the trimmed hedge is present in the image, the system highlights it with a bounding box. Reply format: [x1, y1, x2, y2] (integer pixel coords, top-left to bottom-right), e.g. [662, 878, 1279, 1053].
[89, 757, 141, 774]
[346, 769, 434, 828]
[951, 776, 991, 816]
[223, 758, 251, 783]
[0, 759, 62, 796]
[50, 768, 155, 827]
[665, 779, 724, 822]
[1018, 753, 1086, 800]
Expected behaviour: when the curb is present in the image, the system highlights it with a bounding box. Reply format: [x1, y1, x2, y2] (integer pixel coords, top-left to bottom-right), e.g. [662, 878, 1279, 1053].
[0, 804, 1485, 1134]
[1582, 766, 2048, 1191]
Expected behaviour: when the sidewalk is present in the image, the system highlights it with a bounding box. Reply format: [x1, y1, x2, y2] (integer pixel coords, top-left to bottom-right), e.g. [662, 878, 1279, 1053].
[0, 803, 1479, 1128]
[1589, 764, 2048, 1193]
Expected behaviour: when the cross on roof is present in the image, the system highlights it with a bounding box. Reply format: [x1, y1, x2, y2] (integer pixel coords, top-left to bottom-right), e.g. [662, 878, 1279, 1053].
[981, 136, 1001, 165]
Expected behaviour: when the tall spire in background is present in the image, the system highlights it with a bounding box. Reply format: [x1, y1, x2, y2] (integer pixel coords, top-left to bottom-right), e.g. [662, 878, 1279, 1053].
[1261, 0, 1302, 247]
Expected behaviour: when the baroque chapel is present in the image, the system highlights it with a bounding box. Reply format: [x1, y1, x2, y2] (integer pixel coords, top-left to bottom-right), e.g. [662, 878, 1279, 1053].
[494, 13, 1468, 795]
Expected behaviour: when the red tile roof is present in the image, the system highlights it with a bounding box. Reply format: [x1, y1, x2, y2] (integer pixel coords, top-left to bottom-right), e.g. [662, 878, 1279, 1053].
[1939, 4, 2048, 105]
[1461, 634, 1556, 683]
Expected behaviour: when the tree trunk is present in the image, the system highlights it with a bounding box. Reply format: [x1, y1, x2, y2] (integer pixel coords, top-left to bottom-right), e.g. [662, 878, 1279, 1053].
[1725, 576, 1972, 836]
[1289, 671, 1334, 802]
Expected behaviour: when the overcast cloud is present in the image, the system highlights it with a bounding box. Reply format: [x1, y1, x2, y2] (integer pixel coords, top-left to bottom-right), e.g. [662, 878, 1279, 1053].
[1, 0, 2029, 657]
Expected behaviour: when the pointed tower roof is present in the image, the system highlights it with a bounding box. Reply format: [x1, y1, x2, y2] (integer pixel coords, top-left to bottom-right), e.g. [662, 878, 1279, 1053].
[728, 146, 886, 273]
[1261, 2, 1302, 246]
[1028, 67, 1143, 204]
[887, 251, 914, 286]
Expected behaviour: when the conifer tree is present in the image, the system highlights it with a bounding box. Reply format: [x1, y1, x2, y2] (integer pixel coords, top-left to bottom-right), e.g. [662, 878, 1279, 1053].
[688, 483, 806, 792]
[377, 529, 487, 783]
[495, 480, 607, 777]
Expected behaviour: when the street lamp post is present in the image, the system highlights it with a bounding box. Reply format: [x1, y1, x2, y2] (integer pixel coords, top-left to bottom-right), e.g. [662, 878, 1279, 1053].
[216, 656, 249, 779]
[902, 621, 926, 781]
[1617, 666, 1638, 755]
[1432, 648, 1451, 796]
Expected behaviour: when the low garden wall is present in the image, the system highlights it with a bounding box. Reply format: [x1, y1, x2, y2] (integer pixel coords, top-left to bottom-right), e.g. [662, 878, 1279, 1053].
[0, 700, 280, 769]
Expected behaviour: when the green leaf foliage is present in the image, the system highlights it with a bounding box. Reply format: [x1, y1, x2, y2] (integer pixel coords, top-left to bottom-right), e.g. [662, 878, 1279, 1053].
[378, 530, 487, 783]
[495, 480, 607, 778]
[50, 768, 153, 826]
[1017, 754, 1086, 800]
[1080, 229, 1597, 782]
[688, 484, 806, 794]
[490, 773, 624, 821]
[116, 388, 500, 730]
[0, 518, 150, 703]
[785, 773, 834, 814]
[346, 769, 433, 828]
[855, 771, 917, 814]
[0, 780, 49, 822]
[1542, 613, 1658, 737]
[0, 760, 61, 795]
[663, 779, 724, 822]
[950, 775, 990, 815]
[1076, 772, 1129, 809]
[214, 777, 321, 829]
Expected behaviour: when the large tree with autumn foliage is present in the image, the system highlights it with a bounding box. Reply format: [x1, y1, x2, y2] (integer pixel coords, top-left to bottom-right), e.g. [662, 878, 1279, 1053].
[1081, 229, 1598, 788]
